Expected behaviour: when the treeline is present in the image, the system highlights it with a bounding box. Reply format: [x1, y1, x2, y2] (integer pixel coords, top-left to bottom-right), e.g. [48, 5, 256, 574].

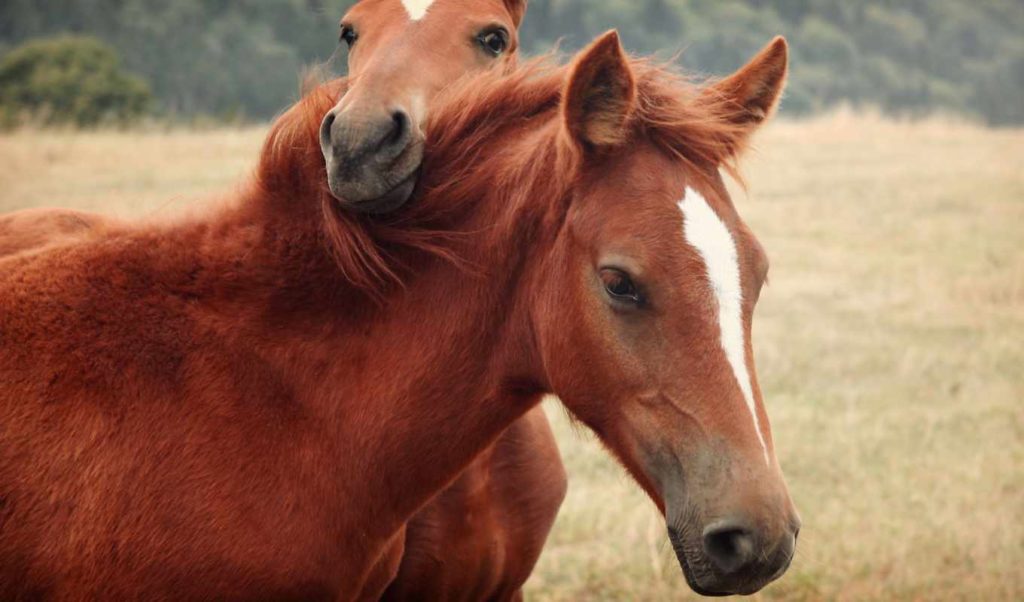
[0, 0, 342, 120]
[2, 0, 1022, 125]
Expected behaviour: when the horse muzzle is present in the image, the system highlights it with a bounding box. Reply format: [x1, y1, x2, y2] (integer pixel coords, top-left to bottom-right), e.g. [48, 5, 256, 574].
[668, 515, 798, 596]
[320, 106, 424, 214]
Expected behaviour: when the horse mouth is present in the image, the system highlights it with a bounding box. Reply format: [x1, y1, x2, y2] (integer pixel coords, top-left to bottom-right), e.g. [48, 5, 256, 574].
[325, 140, 424, 214]
[677, 553, 731, 597]
[669, 527, 730, 597]
[668, 525, 791, 597]
[343, 168, 420, 215]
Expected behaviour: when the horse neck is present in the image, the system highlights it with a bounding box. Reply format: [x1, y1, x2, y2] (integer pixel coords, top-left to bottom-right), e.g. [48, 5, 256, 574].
[275, 120, 567, 540]
[172, 113, 564, 554]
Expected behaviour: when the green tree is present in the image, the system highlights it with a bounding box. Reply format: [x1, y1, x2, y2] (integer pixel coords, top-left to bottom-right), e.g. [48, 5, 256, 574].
[0, 35, 152, 126]
[2, 0, 1023, 125]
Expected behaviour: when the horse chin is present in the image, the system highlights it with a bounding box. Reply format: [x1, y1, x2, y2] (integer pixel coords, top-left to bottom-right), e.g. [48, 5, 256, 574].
[667, 526, 731, 597]
[329, 169, 419, 215]
[668, 525, 782, 597]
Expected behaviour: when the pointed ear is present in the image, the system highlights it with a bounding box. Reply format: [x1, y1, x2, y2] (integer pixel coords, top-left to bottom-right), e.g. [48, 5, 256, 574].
[562, 30, 636, 150]
[704, 36, 788, 141]
[503, 0, 527, 27]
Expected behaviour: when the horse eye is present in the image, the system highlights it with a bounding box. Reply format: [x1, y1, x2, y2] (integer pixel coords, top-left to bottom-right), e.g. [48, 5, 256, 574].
[477, 28, 509, 56]
[340, 24, 358, 48]
[600, 269, 641, 305]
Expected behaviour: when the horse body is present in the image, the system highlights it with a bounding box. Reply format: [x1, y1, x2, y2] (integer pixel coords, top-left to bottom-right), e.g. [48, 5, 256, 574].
[1, 0, 566, 597]
[0, 109, 569, 595]
[0, 192, 562, 600]
[1, 32, 799, 598]
[0, 186, 536, 598]
[0, 204, 563, 600]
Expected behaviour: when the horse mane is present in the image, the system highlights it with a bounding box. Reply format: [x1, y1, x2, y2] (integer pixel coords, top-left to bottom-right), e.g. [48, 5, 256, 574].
[250, 55, 753, 300]
[418, 54, 754, 202]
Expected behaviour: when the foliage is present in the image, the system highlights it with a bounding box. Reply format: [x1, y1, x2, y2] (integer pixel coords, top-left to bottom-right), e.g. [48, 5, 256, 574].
[520, 0, 1024, 125]
[1, 0, 1022, 125]
[0, 35, 152, 126]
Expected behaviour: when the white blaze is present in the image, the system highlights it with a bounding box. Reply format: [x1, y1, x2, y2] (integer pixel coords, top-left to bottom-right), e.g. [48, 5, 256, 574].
[401, 0, 437, 20]
[679, 187, 770, 464]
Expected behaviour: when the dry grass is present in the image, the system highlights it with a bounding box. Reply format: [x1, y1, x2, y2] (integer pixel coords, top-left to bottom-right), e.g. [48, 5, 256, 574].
[1, 114, 1021, 600]
[0, 126, 264, 217]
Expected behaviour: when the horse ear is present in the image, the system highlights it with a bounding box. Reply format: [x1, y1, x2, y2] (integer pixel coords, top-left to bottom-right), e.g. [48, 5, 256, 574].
[561, 30, 636, 150]
[704, 36, 788, 142]
[504, 0, 527, 27]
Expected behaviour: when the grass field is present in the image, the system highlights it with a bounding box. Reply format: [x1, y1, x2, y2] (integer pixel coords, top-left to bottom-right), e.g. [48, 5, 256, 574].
[1, 114, 1021, 600]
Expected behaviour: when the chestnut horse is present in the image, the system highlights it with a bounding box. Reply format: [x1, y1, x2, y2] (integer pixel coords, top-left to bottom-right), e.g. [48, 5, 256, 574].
[0, 1, 567, 599]
[0, 32, 798, 598]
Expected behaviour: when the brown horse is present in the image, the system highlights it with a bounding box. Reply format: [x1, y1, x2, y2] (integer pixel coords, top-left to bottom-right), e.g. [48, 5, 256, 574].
[0, 1, 567, 599]
[0, 31, 798, 598]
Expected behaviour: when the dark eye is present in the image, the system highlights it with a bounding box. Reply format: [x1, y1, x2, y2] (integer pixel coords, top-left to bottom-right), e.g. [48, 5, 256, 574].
[477, 28, 509, 56]
[600, 268, 641, 305]
[340, 24, 358, 48]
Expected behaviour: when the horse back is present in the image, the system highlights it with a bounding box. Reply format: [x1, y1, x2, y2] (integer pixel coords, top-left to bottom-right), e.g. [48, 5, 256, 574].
[0, 207, 113, 258]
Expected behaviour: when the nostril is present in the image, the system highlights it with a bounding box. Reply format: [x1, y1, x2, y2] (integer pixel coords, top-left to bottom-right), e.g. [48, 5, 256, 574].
[702, 522, 756, 575]
[320, 111, 336, 149]
[387, 110, 409, 147]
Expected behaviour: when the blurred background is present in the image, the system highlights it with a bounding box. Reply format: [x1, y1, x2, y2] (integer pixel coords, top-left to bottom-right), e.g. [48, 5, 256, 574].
[1, 0, 1023, 126]
[0, 1, 1021, 600]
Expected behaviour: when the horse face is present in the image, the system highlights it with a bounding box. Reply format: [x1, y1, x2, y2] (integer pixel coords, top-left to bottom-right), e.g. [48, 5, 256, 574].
[320, 0, 525, 213]
[535, 33, 799, 595]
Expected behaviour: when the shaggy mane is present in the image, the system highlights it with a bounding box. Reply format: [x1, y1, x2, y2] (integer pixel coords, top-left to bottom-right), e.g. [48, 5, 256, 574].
[252, 55, 754, 299]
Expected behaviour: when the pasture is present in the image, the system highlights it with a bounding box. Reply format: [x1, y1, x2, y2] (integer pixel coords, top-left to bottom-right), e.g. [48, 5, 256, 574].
[1, 114, 1021, 600]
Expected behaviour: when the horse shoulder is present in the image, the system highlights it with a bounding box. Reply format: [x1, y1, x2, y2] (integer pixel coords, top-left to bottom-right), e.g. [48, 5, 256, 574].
[0, 228, 359, 598]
